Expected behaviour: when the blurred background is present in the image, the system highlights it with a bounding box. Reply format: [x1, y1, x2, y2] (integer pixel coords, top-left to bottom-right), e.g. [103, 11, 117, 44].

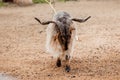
[0, 0, 120, 6]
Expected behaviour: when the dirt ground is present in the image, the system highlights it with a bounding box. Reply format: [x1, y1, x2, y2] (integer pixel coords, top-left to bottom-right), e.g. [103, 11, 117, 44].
[0, 0, 120, 80]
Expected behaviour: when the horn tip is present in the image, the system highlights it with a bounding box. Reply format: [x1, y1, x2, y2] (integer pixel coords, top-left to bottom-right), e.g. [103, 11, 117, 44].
[88, 16, 91, 18]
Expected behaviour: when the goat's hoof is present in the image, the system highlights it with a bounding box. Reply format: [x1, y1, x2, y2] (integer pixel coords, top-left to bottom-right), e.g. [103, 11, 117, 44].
[65, 65, 71, 72]
[56, 59, 61, 67]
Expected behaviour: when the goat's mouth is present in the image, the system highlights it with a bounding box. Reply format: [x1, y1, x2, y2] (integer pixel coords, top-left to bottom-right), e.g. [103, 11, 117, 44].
[61, 42, 68, 51]
[65, 47, 68, 50]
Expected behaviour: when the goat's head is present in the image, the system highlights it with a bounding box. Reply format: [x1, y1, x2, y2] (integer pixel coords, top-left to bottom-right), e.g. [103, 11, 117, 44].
[35, 14, 91, 51]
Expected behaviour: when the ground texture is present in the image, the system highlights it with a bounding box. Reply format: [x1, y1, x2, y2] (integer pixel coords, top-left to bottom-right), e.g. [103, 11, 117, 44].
[0, 1, 120, 80]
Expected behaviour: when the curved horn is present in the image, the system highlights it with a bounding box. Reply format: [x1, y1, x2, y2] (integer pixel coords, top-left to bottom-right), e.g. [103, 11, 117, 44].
[34, 17, 57, 25]
[34, 17, 60, 32]
[72, 16, 91, 23]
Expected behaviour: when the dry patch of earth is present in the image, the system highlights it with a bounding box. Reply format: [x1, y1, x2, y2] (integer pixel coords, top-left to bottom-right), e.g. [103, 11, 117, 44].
[0, 1, 120, 80]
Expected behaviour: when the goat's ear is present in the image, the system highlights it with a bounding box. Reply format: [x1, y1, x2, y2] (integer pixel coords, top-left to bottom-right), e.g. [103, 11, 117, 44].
[72, 16, 91, 23]
[70, 27, 75, 34]
[34, 17, 57, 25]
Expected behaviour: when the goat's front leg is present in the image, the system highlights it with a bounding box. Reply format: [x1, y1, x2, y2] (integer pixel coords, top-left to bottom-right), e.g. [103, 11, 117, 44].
[65, 55, 71, 72]
[56, 57, 61, 67]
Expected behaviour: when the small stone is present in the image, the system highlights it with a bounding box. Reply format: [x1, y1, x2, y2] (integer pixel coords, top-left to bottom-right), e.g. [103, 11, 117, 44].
[71, 75, 76, 78]
[48, 74, 50, 76]
[39, 31, 43, 34]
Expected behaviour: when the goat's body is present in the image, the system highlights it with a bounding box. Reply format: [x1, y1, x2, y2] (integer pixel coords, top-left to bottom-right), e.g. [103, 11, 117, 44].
[46, 12, 76, 58]
[35, 11, 90, 72]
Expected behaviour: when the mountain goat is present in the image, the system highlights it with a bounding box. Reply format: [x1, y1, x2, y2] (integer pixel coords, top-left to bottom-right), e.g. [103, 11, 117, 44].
[35, 11, 91, 72]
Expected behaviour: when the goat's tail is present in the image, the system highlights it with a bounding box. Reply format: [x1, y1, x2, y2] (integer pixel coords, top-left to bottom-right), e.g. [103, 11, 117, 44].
[45, 0, 57, 14]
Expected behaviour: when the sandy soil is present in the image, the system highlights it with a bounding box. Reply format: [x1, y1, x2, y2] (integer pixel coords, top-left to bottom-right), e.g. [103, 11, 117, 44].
[0, 1, 120, 80]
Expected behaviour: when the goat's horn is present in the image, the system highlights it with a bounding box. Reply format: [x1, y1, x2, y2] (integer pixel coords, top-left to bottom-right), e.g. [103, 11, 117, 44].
[34, 17, 60, 32]
[72, 16, 91, 23]
[34, 17, 57, 25]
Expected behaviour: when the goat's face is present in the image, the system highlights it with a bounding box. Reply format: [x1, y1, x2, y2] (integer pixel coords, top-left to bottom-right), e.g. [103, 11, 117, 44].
[58, 26, 72, 51]
[57, 17, 74, 51]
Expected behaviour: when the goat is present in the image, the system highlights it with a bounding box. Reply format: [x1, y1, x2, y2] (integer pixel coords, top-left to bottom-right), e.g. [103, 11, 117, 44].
[35, 11, 91, 72]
